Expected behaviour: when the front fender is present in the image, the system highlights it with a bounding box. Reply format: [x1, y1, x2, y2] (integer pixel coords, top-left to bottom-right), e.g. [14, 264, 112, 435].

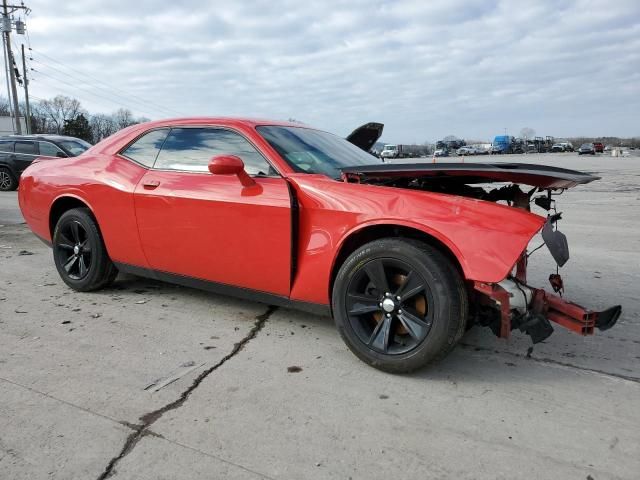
[288, 175, 545, 304]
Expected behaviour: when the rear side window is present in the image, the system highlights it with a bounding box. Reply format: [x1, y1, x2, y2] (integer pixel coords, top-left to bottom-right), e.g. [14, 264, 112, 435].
[39, 141, 65, 157]
[0, 140, 13, 155]
[121, 129, 169, 167]
[154, 127, 273, 175]
[14, 141, 37, 155]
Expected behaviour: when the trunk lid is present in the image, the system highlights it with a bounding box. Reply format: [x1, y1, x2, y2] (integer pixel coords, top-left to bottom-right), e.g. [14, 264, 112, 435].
[346, 122, 384, 152]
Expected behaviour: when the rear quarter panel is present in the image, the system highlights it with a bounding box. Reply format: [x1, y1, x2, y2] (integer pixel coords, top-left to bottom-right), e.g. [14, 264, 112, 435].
[19, 154, 149, 267]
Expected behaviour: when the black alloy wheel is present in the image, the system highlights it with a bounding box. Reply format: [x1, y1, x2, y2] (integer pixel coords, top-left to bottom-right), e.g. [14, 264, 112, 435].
[332, 238, 468, 373]
[345, 258, 433, 355]
[55, 219, 92, 280]
[53, 208, 118, 291]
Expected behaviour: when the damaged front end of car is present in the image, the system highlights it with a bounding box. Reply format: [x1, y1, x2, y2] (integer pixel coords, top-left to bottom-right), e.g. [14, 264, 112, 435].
[340, 162, 622, 344]
[471, 185, 621, 344]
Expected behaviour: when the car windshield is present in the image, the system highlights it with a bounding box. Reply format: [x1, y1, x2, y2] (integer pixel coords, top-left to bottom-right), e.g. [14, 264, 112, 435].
[581, 144, 592, 148]
[58, 139, 92, 156]
[384, 145, 397, 150]
[256, 125, 380, 178]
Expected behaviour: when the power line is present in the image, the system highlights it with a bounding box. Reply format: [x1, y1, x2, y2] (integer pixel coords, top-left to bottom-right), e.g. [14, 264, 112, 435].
[29, 57, 174, 118]
[29, 48, 182, 117]
[31, 68, 160, 117]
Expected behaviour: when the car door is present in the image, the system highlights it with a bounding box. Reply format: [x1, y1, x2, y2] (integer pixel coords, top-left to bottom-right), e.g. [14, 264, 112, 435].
[133, 126, 292, 296]
[13, 140, 38, 174]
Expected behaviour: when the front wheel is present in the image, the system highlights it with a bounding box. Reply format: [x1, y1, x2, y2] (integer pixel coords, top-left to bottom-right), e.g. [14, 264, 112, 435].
[332, 238, 468, 373]
[53, 208, 118, 291]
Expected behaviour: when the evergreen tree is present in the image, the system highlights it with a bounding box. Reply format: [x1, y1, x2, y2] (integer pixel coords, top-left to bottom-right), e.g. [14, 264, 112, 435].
[62, 113, 93, 142]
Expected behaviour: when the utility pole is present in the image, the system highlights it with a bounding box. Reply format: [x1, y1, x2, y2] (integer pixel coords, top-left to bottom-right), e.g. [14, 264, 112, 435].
[2, 0, 21, 133]
[1, 28, 13, 132]
[20, 43, 29, 133]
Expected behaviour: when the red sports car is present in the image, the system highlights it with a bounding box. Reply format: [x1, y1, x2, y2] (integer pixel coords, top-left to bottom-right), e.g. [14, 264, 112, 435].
[18, 118, 621, 372]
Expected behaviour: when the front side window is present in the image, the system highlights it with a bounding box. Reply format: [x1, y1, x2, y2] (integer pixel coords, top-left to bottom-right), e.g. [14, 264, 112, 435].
[256, 126, 381, 179]
[39, 141, 65, 157]
[121, 129, 169, 167]
[14, 141, 37, 155]
[154, 127, 274, 176]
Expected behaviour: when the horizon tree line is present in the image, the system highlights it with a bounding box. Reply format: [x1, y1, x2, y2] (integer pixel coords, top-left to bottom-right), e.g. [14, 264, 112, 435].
[0, 95, 149, 144]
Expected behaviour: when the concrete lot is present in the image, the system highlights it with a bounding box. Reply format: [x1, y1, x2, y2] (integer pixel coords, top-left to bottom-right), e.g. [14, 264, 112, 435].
[1, 153, 639, 479]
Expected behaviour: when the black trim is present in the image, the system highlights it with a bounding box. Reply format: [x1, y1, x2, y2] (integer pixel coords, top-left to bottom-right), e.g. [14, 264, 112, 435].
[286, 180, 299, 289]
[114, 262, 330, 317]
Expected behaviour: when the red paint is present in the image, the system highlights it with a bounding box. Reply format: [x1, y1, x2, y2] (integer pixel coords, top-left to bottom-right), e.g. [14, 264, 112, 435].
[19, 117, 546, 305]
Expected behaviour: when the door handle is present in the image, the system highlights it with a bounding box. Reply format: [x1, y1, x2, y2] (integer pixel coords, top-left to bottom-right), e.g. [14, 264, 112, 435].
[142, 180, 160, 189]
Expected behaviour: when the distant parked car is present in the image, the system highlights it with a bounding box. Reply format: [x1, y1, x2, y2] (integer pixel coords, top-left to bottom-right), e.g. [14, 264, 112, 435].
[578, 143, 596, 155]
[433, 149, 449, 157]
[604, 145, 612, 152]
[0, 135, 92, 191]
[456, 146, 477, 156]
[551, 143, 566, 152]
[592, 142, 604, 153]
[561, 142, 574, 152]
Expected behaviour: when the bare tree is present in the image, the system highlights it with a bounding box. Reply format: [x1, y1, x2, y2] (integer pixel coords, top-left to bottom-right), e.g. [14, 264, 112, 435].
[38, 95, 83, 134]
[29, 101, 53, 133]
[520, 127, 536, 139]
[113, 108, 136, 129]
[0, 96, 10, 116]
[89, 113, 117, 142]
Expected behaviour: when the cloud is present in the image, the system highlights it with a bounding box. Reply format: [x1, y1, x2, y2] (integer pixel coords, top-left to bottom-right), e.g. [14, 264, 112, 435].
[23, 0, 640, 141]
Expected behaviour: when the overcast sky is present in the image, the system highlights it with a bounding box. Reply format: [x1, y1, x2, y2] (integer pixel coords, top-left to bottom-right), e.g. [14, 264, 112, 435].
[19, 0, 640, 142]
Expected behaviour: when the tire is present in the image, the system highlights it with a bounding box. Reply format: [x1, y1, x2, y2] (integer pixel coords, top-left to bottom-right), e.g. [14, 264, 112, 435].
[52, 208, 118, 291]
[332, 238, 468, 373]
[0, 167, 17, 191]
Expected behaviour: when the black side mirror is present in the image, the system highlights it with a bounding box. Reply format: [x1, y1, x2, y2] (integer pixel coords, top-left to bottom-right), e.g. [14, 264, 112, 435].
[56, 152, 67, 158]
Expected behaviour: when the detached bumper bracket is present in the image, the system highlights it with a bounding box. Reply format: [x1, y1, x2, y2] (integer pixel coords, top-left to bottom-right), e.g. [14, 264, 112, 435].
[474, 281, 622, 341]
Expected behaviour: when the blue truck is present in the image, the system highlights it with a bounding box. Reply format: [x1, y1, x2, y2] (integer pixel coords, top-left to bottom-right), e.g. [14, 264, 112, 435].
[491, 135, 525, 154]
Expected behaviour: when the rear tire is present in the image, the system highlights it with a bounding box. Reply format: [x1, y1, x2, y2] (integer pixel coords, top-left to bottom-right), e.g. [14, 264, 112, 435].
[332, 238, 467, 373]
[52, 208, 118, 292]
[0, 167, 17, 191]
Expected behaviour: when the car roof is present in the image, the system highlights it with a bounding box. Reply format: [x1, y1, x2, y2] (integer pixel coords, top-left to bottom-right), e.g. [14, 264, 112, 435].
[0, 134, 83, 142]
[131, 117, 305, 130]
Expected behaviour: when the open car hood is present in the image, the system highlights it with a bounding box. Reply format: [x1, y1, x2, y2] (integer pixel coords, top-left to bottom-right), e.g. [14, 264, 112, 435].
[346, 122, 384, 152]
[340, 162, 600, 189]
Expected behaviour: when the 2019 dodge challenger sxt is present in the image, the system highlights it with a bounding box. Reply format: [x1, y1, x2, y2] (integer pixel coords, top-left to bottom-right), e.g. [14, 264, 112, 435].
[18, 118, 621, 372]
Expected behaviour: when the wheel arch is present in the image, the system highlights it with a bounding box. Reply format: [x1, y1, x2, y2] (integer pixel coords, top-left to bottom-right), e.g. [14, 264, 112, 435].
[329, 222, 466, 301]
[49, 195, 97, 238]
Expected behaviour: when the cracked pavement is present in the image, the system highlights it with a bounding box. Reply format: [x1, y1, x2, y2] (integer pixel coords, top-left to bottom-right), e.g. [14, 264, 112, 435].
[97, 306, 277, 480]
[1, 154, 639, 479]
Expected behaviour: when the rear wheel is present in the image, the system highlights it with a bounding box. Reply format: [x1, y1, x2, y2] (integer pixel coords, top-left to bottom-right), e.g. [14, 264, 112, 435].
[53, 208, 118, 291]
[0, 167, 17, 191]
[332, 238, 467, 373]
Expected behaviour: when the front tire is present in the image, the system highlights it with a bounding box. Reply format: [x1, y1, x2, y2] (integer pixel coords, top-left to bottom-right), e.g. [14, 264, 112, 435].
[52, 208, 118, 291]
[332, 238, 467, 373]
